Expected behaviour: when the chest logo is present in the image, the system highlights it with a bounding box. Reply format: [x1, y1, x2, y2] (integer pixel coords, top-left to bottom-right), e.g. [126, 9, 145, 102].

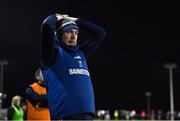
[79, 61, 83, 67]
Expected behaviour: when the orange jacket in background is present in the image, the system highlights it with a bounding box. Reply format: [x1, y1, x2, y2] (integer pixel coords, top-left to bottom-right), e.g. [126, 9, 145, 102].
[26, 82, 50, 120]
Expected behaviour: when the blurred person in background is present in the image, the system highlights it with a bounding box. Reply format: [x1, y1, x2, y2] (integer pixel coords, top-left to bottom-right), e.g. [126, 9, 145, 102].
[25, 68, 50, 120]
[7, 95, 24, 120]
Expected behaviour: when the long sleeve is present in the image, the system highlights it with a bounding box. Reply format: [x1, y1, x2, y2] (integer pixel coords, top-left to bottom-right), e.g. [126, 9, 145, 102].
[41, 14, 58, 67]
[77, 19, 106, 59]
[25, 87, 48, 107]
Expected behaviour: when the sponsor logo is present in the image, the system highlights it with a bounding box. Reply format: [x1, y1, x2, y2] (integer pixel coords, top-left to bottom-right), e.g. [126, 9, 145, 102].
[69, 68, 90, 76]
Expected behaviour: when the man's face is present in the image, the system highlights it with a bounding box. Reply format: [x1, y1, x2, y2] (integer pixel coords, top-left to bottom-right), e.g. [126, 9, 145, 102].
[62, 29, 78, 46]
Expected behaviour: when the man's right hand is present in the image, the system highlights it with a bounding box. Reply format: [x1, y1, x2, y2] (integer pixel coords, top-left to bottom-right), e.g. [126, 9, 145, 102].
[55, 14, 69, 21]
[64, 16, 78, 22]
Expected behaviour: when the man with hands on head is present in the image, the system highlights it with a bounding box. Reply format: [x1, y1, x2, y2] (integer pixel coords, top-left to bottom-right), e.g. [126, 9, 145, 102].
[40, 13, 106, 120]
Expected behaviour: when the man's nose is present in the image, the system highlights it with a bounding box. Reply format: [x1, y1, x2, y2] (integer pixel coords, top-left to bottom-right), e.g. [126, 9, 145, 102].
[71, 33, 76, 38]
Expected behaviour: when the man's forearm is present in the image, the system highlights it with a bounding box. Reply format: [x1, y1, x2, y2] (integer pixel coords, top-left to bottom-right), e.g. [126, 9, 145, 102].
[41, 15, 57, 66]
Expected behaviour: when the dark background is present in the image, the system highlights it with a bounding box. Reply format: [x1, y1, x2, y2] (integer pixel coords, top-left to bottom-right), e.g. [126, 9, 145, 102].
[1, 0, 180, 113]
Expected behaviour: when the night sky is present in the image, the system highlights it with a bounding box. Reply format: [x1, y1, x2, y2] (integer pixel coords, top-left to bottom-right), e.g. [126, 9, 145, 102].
[1, 0, 180, 113]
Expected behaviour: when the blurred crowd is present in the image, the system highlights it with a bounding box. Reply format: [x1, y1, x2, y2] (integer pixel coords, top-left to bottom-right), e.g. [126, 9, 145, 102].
[95, 109, 180, 120]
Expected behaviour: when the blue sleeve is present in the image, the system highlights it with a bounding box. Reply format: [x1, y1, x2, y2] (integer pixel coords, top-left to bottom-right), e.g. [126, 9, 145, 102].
[41, 14, 58, 67]
[77, 19, 106, 59]
[25, 87, 48, 107]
